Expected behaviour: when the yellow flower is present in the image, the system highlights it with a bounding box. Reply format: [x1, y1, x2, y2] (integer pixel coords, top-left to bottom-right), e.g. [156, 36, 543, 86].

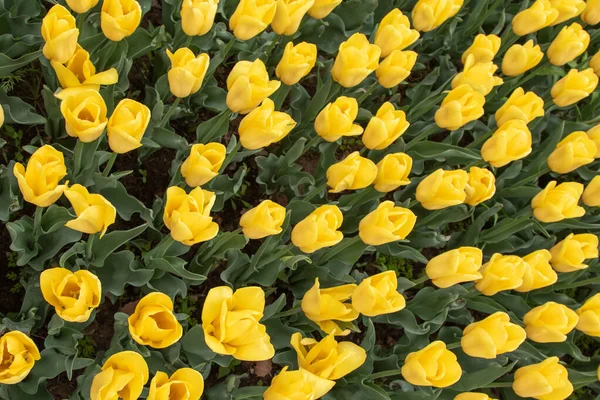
[416, 168, 468, 210]
[495, 87, 544, 126]
[107, 99, 151, 154]
[226, 59, 281, 114]
[591, 50, 600, 76]
[412, 0, 464, 32]
[582, 0, 600, 25]
[64, 184, 116, 237]
[374, 153, 412, 193]
[51, 45, 118, 91]
[272, 0, 314, 35]
[532, 181, 585, 223]
[128, 292, 182, 348]
[363, 103, 409, 150]
[181, 0, 218, 36]
[583, 176, 600, 207]
[351, 270, 406, 316]
[550, 0, 586, 25]
[512, 0, 558, 36]
[434, 84, 485, 131]
[240, 199, 286, 239]
[41, 267, 101, 322]
[60, 88, 108, 142]
[230, 0, 276, 40]
[513, 357, 573, 400]
[180, 143, 226, 187]
[548, 131, 597, 174]
[455, 394, 496, 400]
[0, 331, 40, 384]
[264, 367, 335, 400]
[588, 124, 600, 157]
[13, 145, 67, 207]
[452, 55, 503, 96]
[576, 293, 600, 337]
[501, 40, 544, 77]
[550, 233, 599, 272]
[307, 0, 340, 18]
[167, 48, 210, 98]
[331, 33, 381, 88]
[376, 49, 418, 88]
[462, 34, 501, 64]
[327, 152, 377, 193]
[552, 68, 599, 107]
[481, 120, 532, 168]
[148, 369, 204, 400]
[401, 341, 462, 387]
[375, 9, 420, 58]
[301, 278, 358, 336]
[90, 351, 149, 400]
[426, 247, 483, 288]
[548, 23, 590, 66]
[291, 205, 343, 253]
[290, 333, 366, 379]
[101, 0, 141, 41]
[517, 250, 557, 292]
[163, 187, 219, 245]
[464, 167, 495, 206]
[238, 98, 296, 149]
[358, 201, 416, 246]
[461, 312, 526, 359]
[202, 286, 275, 360]
[475, 254, 526, 296]
[41, 4, 79, 63]
[66, 0, 99, 13]
[276, 42, 317, 85]
[524, 302, 579, 343]
[0, 104, 3, 128]
[315, 96, 363, 142]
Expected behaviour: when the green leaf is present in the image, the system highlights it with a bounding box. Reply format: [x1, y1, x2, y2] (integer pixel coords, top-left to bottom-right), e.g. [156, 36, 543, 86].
[91, 224, 148, 267]
[93, 251, 154, 297]
[0, 50, 42, 76]
[0, 92, 45, 125]
[148, 126, 189, 150]
[480, 217, 534, 244]
[150, 256, 207, 282]
[460, 203, 503, 246]
[408, 141, 481, 164]
[451, 361, 518, 391]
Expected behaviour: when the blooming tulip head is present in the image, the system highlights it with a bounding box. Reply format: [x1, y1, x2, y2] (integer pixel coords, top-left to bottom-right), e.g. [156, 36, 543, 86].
[582, 0, 600, 25]
[66, 0, 99, 13]
[326, 152, 377, 193]
[513, 357, 573, 400]
[583, 176, 600, 207]
[181, 0, 218, 36]
[64, 184, 116, 237]
[358, 201, 416, 246]
[331, 33, 380, 88]
[550, 0, 585, 25]
[426, 247, 482, 288]
[481, 120, 532, 168]
[376, 49, 418, 88]
[128, 292, 183, 348]
[230, 0, 276, 40]
[475, 254, 526, 296]
[351, 271, 406, 316]
[374, 153, 412, 192]
[263, 367, 335, 400]
[588, 125, 600, 158]
[548, 23, 590, 66]
[452, 55, 503, 95]
[591, 50, 600, 77]
[41, 4, 79, 63]
[226, 59, 281, 114]
[512, 0, 558, 36]
[0, 331, 40, 384]
[416, 168, 468, 210]
[401, 341, 462, 387]
[464, 167, 495, 206]
[462, 34, 500, 64]
[0, 105, 3, 128]
[501, 40, 543, 77]
[455, 394, 496, 400]
[461, 312, 526, 359]
[576, 293, 600, 337]
[163, 187, 219, 246]
[41, 268, 101, 323]
[147, 368, 204, 400]
[550, 233, 599, 272]
[180, 143, 226, 187]
[272, 0, 314, 35]
[276, 42, 317, 85]
[552, 68, 599, 107]
[434, 84, 485, 131]
[60, 88, 108, 142]
[375, 9, 420, 58]
[52, 45, 119, 90]
[107, 99, 151, 154]
[412, 0, 464, 32]
[524, 302, 578, 343]
[495, 87, 544, 126]
[548, 131, 597, 174]
[238, 98, 296, 149]
[240, 199, 286, 239]
[101, 0, 141, 41]
[307, 0, 341, 18]
[167, 48, 210, 98]
[517, 250, 557, 292]
[363, 103, 409, 150]
[532, 181, 585, 223]
[90, 351, 149, 400]
[291, 205, 343, 253]
[315, 96, 363, 142]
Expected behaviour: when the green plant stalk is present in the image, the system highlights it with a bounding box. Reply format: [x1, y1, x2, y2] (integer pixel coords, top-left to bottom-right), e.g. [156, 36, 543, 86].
[300, 134, 322, 156]
[510, 165, 551, 188]
[411, 274, 429, 286]
[482, 381, 513, 388]
[102, 153, 118, 177]
[159, 97, 182, 128]
[220, 140, 242, 173]
[262, 35, 281, 62]
[369, 369, 401, 380]
[272, 305, 302, 318]
[259, 243, 295, 267]
[86, 234, 96, 260]
[33, 206, 44, 238]
[303, 181, 328, 202]
[150, 234, 176, 260]
[405, 125, 443, 150]
[73, 139, 85, 177]
[357, 81, 379, 104]
[183, 35, 193, 48]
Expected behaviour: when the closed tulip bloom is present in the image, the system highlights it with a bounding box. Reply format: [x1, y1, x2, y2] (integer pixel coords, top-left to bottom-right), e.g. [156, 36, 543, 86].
[41, 5, 79, 63]
[60, 88, 108, 142]
[363, 103, 409, 150]
[513, 357, 573, 400]
[376, 49, 418, 88]
[517, 250, 558, 292]
[90, 351, 149, 400]
[481, 120, 532, 168]
[455, 394, 496, 400]
[550, 233, 599, 272]
[327, 152, 377, 193]
[202, 286, 275, 360]
[532, 181, 585, 223]
[412, 0, 464, 32]
[462, 34, 501, 64]
[240, 199, 286, 239]
[181, 0, 218, 36]
[512, 0, 558, 35]
[276, 42, 317, 85]
[264, 367, 335, 400]
[495, 88, 544, 126]
[591, 51, 600, 76]
[64, 184, 116, 237]
[552, 68, 599, 107]
[163, 187, 219, 245]
[52, 45, 118, 91]
[461, 312, 526, 359]
[375, 9, 420, 58]
[475, 254, 526, 296]
[148, 369, 203, 400]
[41, 268, 101, 322]
[0, 105, 3, 128]
[502, 40, 544, 77]
[13, 145, 67, 207]
[107, 99, 151, 154]
[548, 23, 589, 66]
[167, 48, 210, 98]
[128, 292, 182, 348]
[452, 55, 503, 96]
[583, 176, 600, 206]
[550, 0, 585, 24]
[465, 167, 495, 206]
[272, 0, 314, 35]
[358, 201, 416, 246]
[66, 0, 99, 13]
[588, 125, 600, 157]
[548, 131, 597, 174]
[434, 85, 485, 131]
[291, 205, 343, 253]
[416, 168, 468, 210]
[524, 302, 578, 343]
[374, 153, 412, 193]
[238, 98, 296, 149]
[180, 143, 226, 187]
[0, 331, 40, 384]
[226, 59, 281, 114]
[331, 33, 381, 88]
[426, 247, 483, 288]
[352, 271, 406, 316]
[308, 0, 340, 18]
[401, 341, 462, 387]
[576, 293, 600, 336]
[315, 96, 363, 142]
[101, 0, 141, 41]
[230, 0, 276, 40]
[582, 0, 600, 24]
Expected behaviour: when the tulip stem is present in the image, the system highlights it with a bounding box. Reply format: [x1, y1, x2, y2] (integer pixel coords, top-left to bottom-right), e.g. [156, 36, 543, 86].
[301, 135, 322, 156]
[356, 81, 379, 104]
[86, 234, 96, 260]
[102, 153, 118, 177]
[150, 234, 176, 260]
[73, 139, 85, 177]
[159, 97, 181, 128]
[272, 305, 302, 319]
[410, 275, 429, 286]
[33, 206, 44, 238]
[220, 139, 242, 173]
[258, 243, 296, 267]
[183, 35, 193, 48]
[510, 165, 550, 188]
[262, 35, 281, 63]
[482, 381, 513, 388]
[446, 342, 461, 350]
[553, 275, 600, 291]
[405, 126, 443, 151]
[368, 369, 402, 381]
[303, 181, 328, 202]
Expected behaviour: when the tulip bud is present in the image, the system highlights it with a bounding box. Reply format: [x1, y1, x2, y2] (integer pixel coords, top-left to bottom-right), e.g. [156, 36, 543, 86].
[576, 293, 600, 337]
[41, 5, 79, 63]
[128, 292, 182, 348]
[60, 88, 108, 142]
[167, 48, 210, 98]
[455, 394, 496, 400]
[412, 0, 464, 32]
[552, 68, 599, 107]
[516, 250, 558, 292]
[363, 102, 409, 150]
[315, 96, 363, 142]
[0, 105, 4, 129]
[52, 46, 119, 91]
[90, 351, 149, 400]
[181, 0, 218, 36]
[464, 167, 495, 206]
[41, 268, 101, 322]
[352, 271, 406, 316]
[240, 200, 286, 239]
[264, 367, 335, 400]
[181, 143, 226, 187]
[327, 152, 378, 193]
[226, 59, 281, 114]
[276, 42, 317, 85]
[513, 357, 573, 400]
[148, 369, 204, 400]
[164, 187, 219, 245]
[272, 0, 314, 35]
[331, 33, 381, 88]
[475, 254, 526, 296]
[550, 0, 585, 25]
[426, 247, 483, 288]
[230, 0, 276, 40]
[101, 0, 141, 41]
[374, 153, 412, 193]
[375, 9, 420, 58]
[462, 34, 501, 64]
[376, 50, 418, 88]
[416, 168, 468, 210]
[583, 176, 600, 207]
[495, 87, 544, 126]
[308, 0, 341, 19]
[66, 0, 99, 13]
[548, 131, 597, 174]
[550, 233, 599, 272]
[452, 55, 503, 95]
[461, 312, 526, 359]
[64, 184, 116, 237]
[435, 85, 485, 131]
[481, 120, 532, 168]
[238, 98, 296, 149]
[582, 0, 600, 25]
[532, 181, 585, 223]
[547, 23, 589, 66]
[512, 0, 558, 36]
[501, 40, 543, 77]
[524, 302, 579, 343]
[591, 51, 600, 77]
[358, 201, 416, 245]
[107, 99, 151, 154]
[0, 331, 41, 384]
[402, 341, 462, 387]
[587, 124, 600, 157]
[292, 205, 343, 253]
[301, 278, 358, 335]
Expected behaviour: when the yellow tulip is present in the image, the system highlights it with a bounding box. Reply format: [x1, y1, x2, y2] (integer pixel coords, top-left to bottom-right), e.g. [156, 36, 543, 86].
[66, 0, 99, 13]
[426, 247, 483, 288]
[591, 50, 600, 76]
[327, 152, 377, 193]
[41, 267, 101, 322]
[240, 199, 286, 239]
[230, 0, 276, 40]
[455, 394, 496, 400]
[401, 341, 462, 387]
[13, 145, 67, 207]
[374, 153, 412, 193]
[481, 120, 532, 168]
[517, 250, 558, 292]
[315, 96, 363, 142]
[582, 0, 600, 25]
[301, 278, 358, 336]
[0, 331, 40, 384]
[501, 40, 544, 77]
[583, 176, 600, 207]
[452, 55, 503, 96]
[576, 293, 600, 336]
[276, 42, 317, 85]
[588, 124, 600, 157]
[434, 84, 485, 131]
[202, 286, 275, 360]
[264, 367, 335, 400]
[226, 59, 281, 114]
[552, 68, 599, 107]
[375, 9, 420, 58]
[547, 23, 589, 66]
[101, 0, 141, 41]
[180, 143, 226, 187]
[358, 201, 416, 246]
[475, 253, 526, 296]
[412, 0, 464, 32]
[352, 270, 406, 316]
[90, 351, 149, 400]
[461, 312, 526, 359]
[64, 184, 116, 237]
[462, 34, 501, 64]
[465, 167, 495, 206]
[163, 186, 219, 245]
[60, 88, 108, 142]
[512, 0, 558, 35]
[41, 4, 79, 63]
[548, 131, 597, 174]
[308, 0, 340, 18]
[167, 48, 210, 98]
[416, 168, 468, 210]
[272, 0, 314, 35]
[513, 357, 573, 400]
[0, 105, 3, 128]
[148, 369, 204, 400]
[532, 181, 585, 223]
[181, 0, 218, 36]
[363, 103, 409, 150]
[128, 292, 182, 348]
[376, 49, 418, 88]
[524, 302, 579, 343]
[107, 99, 151, 154]
[238, 98, 296, 149]
[291, 205, 343, 253]
[51, 45, 118, 91]
[331, 33, 381, 88]
[495, 87, 544, 126]
[550, 233, 599, 272]
[550, 0, 585, 25]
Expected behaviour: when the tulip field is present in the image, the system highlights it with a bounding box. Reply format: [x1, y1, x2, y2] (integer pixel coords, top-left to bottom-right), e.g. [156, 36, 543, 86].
[2, 0, 600, 399]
